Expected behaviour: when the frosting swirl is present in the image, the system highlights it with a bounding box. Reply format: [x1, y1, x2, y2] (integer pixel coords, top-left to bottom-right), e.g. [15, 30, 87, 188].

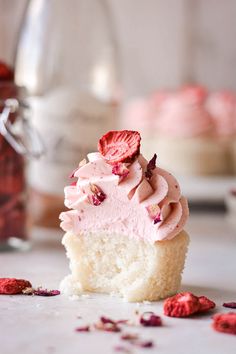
[60, 152, 188, 243]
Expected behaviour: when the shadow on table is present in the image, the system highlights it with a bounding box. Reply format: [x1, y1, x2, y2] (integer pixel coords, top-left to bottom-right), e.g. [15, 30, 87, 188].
[182, 284, 235, 302]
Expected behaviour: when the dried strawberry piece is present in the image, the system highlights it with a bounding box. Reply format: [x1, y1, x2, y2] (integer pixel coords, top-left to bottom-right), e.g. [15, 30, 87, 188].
[164, 292, 200, 317]
[112, 163, 129, 180]
[198, 296, 216, 312]
[164, 292, 216, 317]
[0, 278, 32, 295]
[0, 61, 14, 81]
[212, 312, 236, 335]
[98, 130, 141, 165]
[140, 312, 162, 327]
[145, 154, 157, 180]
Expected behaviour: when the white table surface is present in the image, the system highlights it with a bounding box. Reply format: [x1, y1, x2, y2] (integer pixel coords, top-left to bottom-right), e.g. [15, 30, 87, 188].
[1, 213, 236, 354]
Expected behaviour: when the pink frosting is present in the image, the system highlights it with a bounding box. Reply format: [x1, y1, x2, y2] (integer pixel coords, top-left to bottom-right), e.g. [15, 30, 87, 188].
[207, 91, 236, 137]
[155, 90, 213, 137]
[60, 152, 189, 243]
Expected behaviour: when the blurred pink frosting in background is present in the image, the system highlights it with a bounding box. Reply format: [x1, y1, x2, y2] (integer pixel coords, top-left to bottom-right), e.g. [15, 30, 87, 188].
[121, 86, 236, 139]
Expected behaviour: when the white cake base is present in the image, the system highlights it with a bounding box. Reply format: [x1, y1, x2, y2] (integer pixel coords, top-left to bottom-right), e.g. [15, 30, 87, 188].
[60, 230, 189, 302]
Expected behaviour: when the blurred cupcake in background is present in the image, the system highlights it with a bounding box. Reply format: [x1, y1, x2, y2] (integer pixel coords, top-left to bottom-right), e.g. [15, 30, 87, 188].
[121, 85, 236, 177]
[207, 91, 236, 174]
[121, 90, 169, 142]
[151, 85, 230, 176]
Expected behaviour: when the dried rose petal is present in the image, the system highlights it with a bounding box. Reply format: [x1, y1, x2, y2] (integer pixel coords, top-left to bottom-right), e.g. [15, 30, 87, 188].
[98, 130, 141, 165]
[164, 292, 200, 317]
[145, 154, 157, 180]
[223, 302, 236, 309]
[94, 318, 121, 332]
[140, 312, 162, 327]
[90, 195, 100, 206]
[75, 326, 90, 332]
[133, 340, 154, 348]
[113, 345, 131, 353]
[212, 312, 236, 335]
[198, 296, 216, 312]
[116, 319, 129, 325]
[0, 278, 32, 295]
[146, 204, 161, 225]
[153, 213, 162, 224]
[100, 316, 116, 324]
[89, 184, 106, 206]
[33, 288, 60, 297]
[112, 163, 129, 180]
[121, 333, 139, 341]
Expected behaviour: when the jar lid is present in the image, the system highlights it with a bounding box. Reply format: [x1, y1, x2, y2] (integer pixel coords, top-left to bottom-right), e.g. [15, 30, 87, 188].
[0, 98, 45, 158]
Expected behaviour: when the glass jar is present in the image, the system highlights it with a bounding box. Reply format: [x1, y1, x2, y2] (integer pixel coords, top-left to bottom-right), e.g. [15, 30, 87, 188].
[0, 83, 44, 251]
[15, 0, 120, 228]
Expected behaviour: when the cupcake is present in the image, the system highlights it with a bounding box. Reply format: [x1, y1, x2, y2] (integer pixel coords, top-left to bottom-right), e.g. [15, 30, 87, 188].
[207, 91, 236, 174]
[59, 130, 189, 302]
[146, 86, 230, 176]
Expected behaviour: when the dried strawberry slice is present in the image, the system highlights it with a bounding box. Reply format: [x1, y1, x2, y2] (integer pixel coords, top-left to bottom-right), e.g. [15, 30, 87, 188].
[98, 130, 141, 165]
[0, 278, 32, 295]
[0, 61, 14, 81]
[212, 312, 236, 335]
[198, 296, 216, 312]
[164, 292, 200, 317]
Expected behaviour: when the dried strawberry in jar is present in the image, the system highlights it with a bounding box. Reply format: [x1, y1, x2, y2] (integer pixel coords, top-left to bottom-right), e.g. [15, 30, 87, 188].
[0, 69, 44, 250]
